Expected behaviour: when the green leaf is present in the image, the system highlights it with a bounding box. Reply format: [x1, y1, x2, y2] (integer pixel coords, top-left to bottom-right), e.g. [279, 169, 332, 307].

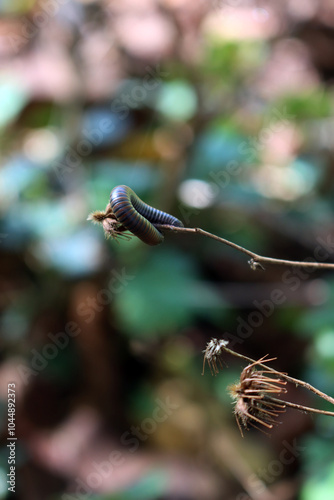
[156, 80, 198, 121]
[301, 462, 334, 500]
[116, 249, 225, 338]
[274, 90, 332, 121]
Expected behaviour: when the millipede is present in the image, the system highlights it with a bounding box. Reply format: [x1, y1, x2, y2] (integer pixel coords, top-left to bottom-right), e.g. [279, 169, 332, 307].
[110, 185, 183, 245]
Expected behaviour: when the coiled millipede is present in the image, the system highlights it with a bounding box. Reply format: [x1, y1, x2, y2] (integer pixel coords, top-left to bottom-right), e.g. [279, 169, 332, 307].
[109, 185, 183, 245]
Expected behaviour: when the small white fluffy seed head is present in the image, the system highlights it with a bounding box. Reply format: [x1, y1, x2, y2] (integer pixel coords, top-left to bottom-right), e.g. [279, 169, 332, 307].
[202, 338, 229, 376]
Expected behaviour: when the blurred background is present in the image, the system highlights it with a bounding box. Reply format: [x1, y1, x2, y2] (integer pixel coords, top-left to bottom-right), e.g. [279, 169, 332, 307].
[1, 0, 334, 499]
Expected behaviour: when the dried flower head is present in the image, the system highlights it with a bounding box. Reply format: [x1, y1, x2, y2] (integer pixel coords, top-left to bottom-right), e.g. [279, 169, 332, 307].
[202, 338, 229, 375]
[88, 202, 132, 242]
[229, 356, 287, 436]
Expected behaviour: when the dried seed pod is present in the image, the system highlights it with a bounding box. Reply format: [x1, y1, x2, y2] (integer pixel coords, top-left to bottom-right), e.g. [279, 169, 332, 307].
[229, 356, 287, 436]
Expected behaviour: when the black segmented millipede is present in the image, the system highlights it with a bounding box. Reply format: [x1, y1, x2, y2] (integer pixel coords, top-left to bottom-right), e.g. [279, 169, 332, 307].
[110, 185, 183, 245]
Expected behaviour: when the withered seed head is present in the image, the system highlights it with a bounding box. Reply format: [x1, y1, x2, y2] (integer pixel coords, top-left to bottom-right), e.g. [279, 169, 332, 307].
[88, 202, 132, 242]
[229, 356, 287, 436]
[202, 338, 229, 376]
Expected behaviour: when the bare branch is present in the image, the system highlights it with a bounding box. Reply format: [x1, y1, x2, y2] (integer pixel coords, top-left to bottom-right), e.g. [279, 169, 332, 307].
[155, 224, 334, 270]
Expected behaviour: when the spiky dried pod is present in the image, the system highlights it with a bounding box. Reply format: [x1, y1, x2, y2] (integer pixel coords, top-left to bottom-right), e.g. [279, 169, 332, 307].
[229, 356, 287, 436]
[88, 203, 131, 242]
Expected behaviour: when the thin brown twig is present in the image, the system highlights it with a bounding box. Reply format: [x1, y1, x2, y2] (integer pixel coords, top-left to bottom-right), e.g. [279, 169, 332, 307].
[155, 224, 334, 270]
[270, 398, 334, 417]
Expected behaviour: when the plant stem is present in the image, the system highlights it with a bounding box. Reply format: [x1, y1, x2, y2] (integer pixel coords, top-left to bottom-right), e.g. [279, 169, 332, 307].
[155, 224, 334, 270]
[270, 397, 334, 417]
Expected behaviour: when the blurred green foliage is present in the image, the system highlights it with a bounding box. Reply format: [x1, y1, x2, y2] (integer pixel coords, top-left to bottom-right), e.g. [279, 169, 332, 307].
[1, 1, 334, 499]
